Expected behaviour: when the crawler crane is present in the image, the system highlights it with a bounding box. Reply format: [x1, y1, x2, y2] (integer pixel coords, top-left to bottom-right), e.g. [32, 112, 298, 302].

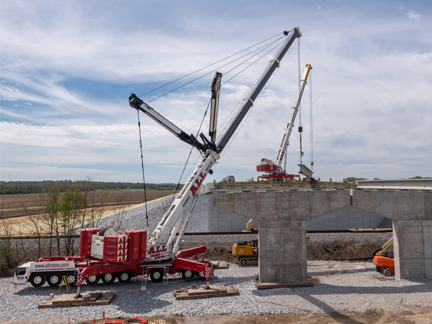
[257, 64, 313, 181]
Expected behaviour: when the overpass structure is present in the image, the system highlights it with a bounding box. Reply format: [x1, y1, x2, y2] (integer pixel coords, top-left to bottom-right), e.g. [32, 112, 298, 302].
[210, 188, 431, 284]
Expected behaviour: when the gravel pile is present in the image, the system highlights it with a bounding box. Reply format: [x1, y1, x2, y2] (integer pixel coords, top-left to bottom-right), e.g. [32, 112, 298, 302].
[2, 261, 432, 323]
[96, 197, 173, 234]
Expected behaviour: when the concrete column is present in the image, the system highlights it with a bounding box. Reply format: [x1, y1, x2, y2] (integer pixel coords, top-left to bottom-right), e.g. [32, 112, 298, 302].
[258, 220, 307, 283]
[393, 220, 432, 280]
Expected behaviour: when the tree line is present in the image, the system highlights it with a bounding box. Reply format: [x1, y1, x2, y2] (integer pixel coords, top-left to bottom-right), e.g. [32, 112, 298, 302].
[0, 185, 146, 272]
[0, 180, 178, 195]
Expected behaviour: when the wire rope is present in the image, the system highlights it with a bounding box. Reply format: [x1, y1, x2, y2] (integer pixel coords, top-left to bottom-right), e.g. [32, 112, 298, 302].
[138, 32, 284, 98]
[144, 36, 285, 104]
[173, 99, 212, 199]
[309, 70, 314, 171]
[136, 110, 149, 228]
[297, 37, 303, 165]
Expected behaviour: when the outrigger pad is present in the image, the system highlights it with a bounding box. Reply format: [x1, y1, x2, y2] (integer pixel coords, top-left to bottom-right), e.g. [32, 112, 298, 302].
[174, 285, 239, 300]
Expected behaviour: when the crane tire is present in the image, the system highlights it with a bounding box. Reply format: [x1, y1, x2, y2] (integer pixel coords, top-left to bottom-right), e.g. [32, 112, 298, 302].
[118, 270, 132, 284]
[102, 273, 116, 283]
[194, 271, 205, 279]
[85, 275, 101, 285]
[181, 269, 195, 280]
[30, 273, 46, 287]
[149, 269, 164, 282]
[47, 273, 61, 287]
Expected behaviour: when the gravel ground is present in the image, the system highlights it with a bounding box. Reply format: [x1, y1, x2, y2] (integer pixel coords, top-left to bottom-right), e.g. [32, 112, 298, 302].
[96, 196, 173, 234]
[2, 261, 432, 323]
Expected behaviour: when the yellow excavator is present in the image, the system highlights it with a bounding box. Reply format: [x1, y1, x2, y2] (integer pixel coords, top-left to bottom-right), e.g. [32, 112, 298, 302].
[232, 236, 310, 266]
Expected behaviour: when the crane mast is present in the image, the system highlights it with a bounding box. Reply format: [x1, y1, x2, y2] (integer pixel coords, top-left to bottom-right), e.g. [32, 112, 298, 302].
[129, 28, 301, 260]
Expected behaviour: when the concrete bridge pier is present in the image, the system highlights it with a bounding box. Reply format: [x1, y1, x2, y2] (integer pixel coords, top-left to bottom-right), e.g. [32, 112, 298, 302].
[259, 220, 307, 283]
[392, 220, 432, 280]
[213, 190, 350, 284]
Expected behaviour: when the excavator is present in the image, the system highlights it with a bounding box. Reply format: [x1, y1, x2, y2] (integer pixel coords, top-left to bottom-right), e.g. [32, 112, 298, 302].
[373, 237, 394, 276]
[233, 237, 310, 265]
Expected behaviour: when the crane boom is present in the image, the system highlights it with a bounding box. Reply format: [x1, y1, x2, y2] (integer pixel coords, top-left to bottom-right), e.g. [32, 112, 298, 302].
[217, 29, 300, 151]
[274, 64, 312, 168]
[131, 28, 301, 258]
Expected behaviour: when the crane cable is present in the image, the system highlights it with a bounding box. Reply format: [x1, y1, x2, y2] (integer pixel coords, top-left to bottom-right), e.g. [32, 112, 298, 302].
[297, 37, 304, 166]
[136, 110, 149, 228]
[143, 36, 286, 104]
[136, 31, 294, 206]
[310, 70, 314, 171]
[172, 36, 291, 190]
[138, 32, 285, 99]
[172, 99, 212, 202]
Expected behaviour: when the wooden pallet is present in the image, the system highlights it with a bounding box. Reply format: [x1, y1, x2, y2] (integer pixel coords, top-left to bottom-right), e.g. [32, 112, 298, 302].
[174, 285, 239, 300]
[38, 292, 115, 308]
[211, 261, 229, 269]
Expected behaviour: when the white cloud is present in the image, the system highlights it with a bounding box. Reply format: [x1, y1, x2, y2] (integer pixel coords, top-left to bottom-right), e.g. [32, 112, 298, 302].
[407, 10, 421, 21]
[0, 1, 431, 182]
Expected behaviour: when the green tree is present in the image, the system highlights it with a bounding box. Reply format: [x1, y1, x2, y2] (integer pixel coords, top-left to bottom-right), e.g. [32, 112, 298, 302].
[59, 189, 87, 255]
[345, 177, 367, 183]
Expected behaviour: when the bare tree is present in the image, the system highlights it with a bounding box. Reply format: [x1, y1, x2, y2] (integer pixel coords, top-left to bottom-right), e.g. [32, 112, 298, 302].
[0, 218, 14, 270]
[21, 201, 47, 258]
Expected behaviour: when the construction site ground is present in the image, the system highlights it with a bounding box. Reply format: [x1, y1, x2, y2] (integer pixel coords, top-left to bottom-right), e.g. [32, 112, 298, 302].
[2, 260, 432, 324]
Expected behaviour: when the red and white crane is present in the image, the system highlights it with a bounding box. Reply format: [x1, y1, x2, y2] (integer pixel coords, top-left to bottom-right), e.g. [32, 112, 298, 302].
[257, 63, 313, 181]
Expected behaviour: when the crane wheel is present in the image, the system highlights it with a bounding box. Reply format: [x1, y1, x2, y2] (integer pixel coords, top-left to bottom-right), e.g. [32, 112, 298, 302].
[149, 269, 164, 282]
[30, 273, 46, 287]
[47, 273, 61, 287]
[102, 273, 117, 283]
[85, 275, 101, 285]
[240, 259, 247, 266]
[118, 270, 132, 283]
[66, 273, 77, 286]
[181, 270, 195, 280]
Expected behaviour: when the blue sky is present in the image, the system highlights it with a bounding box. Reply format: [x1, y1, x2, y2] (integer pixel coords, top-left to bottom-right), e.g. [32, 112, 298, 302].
[1, 0, 431, 184]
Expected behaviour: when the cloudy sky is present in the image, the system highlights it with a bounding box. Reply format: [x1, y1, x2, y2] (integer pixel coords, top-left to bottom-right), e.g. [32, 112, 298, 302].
[1, 0, 431, 184]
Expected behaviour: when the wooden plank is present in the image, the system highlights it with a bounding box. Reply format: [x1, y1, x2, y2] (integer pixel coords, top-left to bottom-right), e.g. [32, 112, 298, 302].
[211, 261, 229, 269]
[256, 281, 314, 290]
[52, 292, 101, 304]
[38, 293, 115, 308]
[174, 285, 239, 300]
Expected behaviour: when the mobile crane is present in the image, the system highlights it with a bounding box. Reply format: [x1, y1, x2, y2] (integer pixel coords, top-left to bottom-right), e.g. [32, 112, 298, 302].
[257, 64, 313, 181]
[128, 27, 300, 264]
[13, 28, 301, 295]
